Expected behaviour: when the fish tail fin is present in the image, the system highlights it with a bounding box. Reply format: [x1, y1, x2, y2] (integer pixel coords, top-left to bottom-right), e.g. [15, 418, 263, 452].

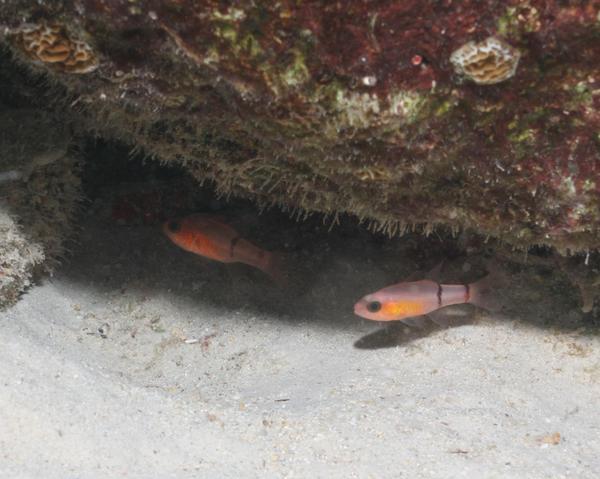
[469, 260, 509, 313]
[263, 251, 289, 286]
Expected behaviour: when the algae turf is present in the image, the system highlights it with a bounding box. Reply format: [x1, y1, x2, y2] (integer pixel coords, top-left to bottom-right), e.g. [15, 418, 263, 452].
[0, 2, 597, 255]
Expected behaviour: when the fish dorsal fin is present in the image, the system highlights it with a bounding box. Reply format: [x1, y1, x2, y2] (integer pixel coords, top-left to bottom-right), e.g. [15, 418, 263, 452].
[423, 260, 444, 282]
[402, 261, 444, 282]
[405, 260, 444, 283]
[187, 213, 233, 230]
[191, 213, 227, 223]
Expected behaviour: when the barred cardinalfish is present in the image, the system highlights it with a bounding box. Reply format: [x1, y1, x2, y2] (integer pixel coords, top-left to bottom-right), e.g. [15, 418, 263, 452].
[163, 214, 285, 282]
[354, 269, 500, 322]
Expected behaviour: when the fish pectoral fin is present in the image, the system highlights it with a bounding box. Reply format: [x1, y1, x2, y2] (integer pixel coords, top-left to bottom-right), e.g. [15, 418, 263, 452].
[400, 317, 430, 329]
[428, 305, 475, 327]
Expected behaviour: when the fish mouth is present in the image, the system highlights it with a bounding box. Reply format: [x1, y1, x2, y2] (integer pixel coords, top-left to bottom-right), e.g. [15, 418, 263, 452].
[161, 221, 173, 239]
[353, 299, 377, 321]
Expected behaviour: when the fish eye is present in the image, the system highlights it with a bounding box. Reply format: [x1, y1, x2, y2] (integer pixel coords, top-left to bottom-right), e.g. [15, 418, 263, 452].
[366, 301, 382, 313]
[168, 221, 180, 232]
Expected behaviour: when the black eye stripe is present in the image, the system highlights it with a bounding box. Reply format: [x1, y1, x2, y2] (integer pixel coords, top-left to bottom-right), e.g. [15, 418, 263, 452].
[366, 301, 382, 313]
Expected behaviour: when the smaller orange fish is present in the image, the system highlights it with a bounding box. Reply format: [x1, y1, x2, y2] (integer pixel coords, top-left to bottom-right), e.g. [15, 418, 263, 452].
[164, 214, 285, 282]
[354, 269, 501, 323]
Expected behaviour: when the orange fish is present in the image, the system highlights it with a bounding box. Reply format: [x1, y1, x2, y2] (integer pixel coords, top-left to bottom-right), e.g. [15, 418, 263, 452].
[163, 214, 285, 282]
[354, 270, 499, 322]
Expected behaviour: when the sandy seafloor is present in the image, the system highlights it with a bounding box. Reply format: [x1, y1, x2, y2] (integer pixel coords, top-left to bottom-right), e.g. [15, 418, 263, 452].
[1, 212, 600, 479]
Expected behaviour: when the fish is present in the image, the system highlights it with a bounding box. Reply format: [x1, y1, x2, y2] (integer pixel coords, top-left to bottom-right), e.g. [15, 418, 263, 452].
[163, 213, 285, 282]
[354, 266, 502, 323]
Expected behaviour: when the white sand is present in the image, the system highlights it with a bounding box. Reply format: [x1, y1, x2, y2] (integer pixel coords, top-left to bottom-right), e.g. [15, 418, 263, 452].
[1, 221, 599, 478]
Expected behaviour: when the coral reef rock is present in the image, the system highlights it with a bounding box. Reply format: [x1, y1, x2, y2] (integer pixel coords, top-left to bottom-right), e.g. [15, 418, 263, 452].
[0, 1, 598, 262]
[0, 108, 71, 181]
[0, 108, 81, 308]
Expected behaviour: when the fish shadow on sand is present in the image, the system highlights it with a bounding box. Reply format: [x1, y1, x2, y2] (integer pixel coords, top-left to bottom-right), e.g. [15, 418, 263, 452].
[354, 314, 476, 350]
